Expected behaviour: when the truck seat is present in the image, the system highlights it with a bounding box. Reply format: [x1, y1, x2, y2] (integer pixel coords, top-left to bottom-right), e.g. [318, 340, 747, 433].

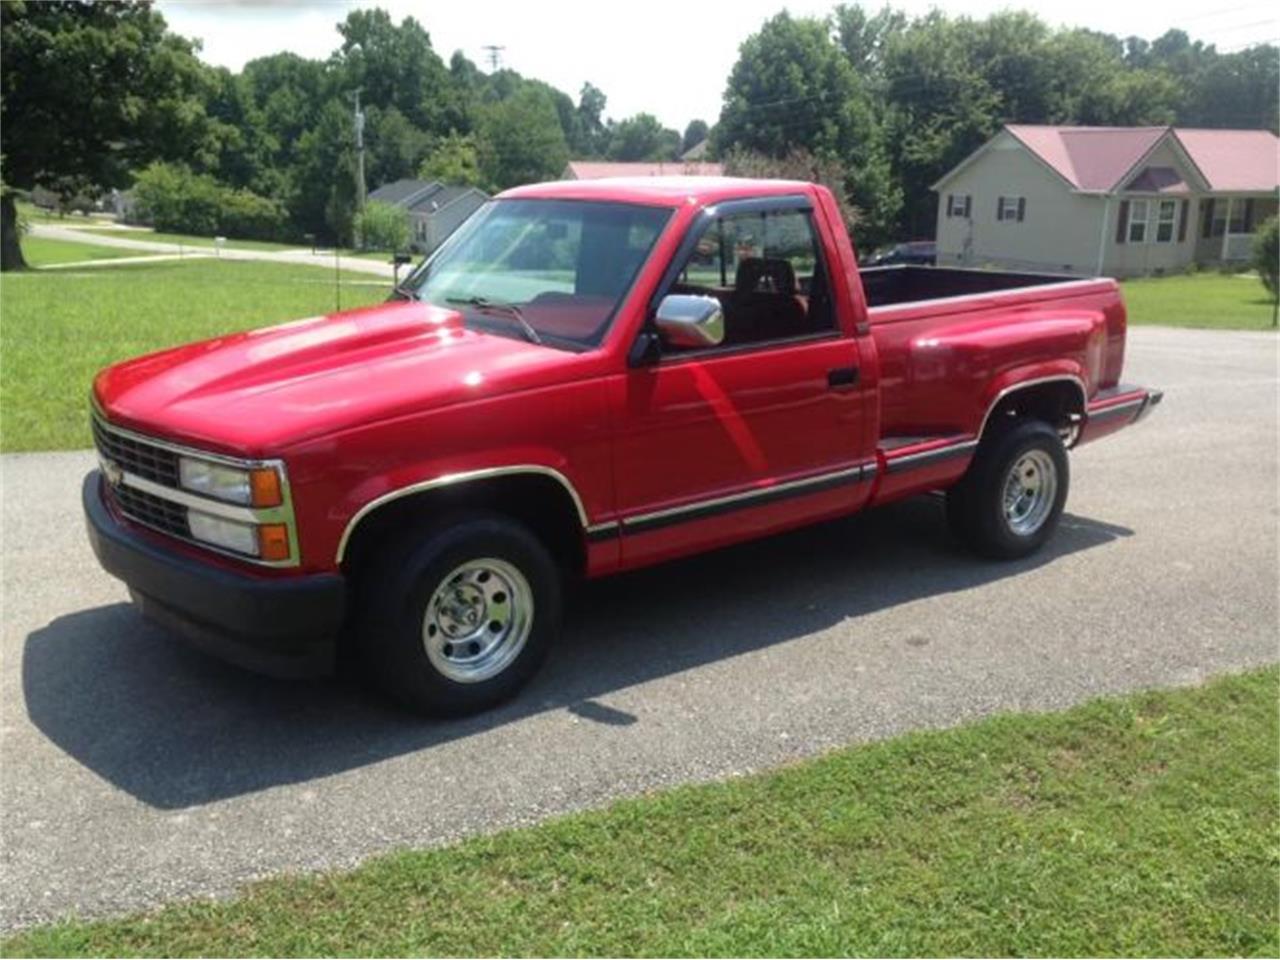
[729, 257, 809, 343]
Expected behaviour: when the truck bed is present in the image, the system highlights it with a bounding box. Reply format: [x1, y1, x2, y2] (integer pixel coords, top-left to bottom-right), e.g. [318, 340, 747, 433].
[860, 266, 1126, 483]
[860, 264, 1082, 309]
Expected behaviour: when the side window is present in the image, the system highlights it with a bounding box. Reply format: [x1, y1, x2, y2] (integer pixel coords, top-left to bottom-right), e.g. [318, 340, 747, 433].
[997, 196, 1025, 222]
[1128, 199, 1149, 243]
[1155, 199, 1177, 243]
[668, 207, 835, 350]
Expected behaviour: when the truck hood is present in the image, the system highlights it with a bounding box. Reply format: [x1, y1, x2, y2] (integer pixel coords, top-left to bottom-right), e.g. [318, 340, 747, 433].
[94, 300, 587, 456]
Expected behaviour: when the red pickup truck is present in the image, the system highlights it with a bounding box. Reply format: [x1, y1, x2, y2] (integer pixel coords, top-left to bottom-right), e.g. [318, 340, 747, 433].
[85, 177, 1161, 715]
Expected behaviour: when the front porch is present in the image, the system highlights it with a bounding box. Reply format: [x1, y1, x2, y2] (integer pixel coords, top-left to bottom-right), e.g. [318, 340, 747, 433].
[1195, 194, 1278, 264]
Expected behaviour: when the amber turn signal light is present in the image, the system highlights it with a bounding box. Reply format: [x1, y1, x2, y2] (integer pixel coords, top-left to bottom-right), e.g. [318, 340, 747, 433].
[249, 467, 283, 507]
[258, 523, 291, 562]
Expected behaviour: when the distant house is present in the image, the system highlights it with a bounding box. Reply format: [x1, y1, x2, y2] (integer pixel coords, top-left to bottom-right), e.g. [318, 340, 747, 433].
[563, 160, 724, 179]
[680, 139, 711, 161]
[366, 179, 489, 253]
[933, 125, 1280, 277]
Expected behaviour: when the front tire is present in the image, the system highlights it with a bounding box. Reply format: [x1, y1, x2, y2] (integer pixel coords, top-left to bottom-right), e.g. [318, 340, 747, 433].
[353, 511, 562, 716]
[946, 419, 1069, 560]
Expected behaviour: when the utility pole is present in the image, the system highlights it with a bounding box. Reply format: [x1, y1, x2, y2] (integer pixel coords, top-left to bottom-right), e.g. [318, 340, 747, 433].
[482, 44, 504, 71]
[350, 88, 366, 213]
[352, 88, 366, 249]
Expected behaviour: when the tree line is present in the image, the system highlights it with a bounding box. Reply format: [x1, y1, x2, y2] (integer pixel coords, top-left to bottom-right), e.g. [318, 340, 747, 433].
[1, 0, 1276, 269]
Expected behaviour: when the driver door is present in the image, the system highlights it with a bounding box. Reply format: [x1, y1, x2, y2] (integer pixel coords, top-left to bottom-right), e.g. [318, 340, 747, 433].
[609, 197, 873, 567]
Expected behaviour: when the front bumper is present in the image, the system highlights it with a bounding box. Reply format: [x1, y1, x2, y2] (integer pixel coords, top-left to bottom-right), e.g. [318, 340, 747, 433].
[83, 471, 345, 676]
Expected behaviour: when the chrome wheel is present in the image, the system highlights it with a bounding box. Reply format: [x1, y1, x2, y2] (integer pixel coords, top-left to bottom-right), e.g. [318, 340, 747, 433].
[1002, 449, 1058, 536]
[423, 558, 533, 683]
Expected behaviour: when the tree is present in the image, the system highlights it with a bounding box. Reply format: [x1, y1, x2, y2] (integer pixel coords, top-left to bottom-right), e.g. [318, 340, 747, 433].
[717, 11, 896, 243]
[722, 145, 856, 224]
[717, 12, 870, 159]
[833, 4, 906, 77]
[681, 119, 710, 154]
[419, 133, 485, 187]
[332, 9, 451, 132]
[477, 87, 569, 189]
[365, 105, 430, 188]
[0, 0, 212, 269]
[878, 13, 1002, 236]
[354, 200, 410, 252]
[574, 83, 609, 156]
[607, 113, 681, 161]
[291, 99, 358, 243]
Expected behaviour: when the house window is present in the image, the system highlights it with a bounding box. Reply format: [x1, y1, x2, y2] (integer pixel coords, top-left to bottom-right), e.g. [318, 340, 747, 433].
[1229, 201, 1248, 233]
[1155, 199, 1177, 243]
[1127, 199, 1149, 243]
[1211, 201, 1229, 237]
[946, 194, 971, 218]
[997, 196, 1025, 222]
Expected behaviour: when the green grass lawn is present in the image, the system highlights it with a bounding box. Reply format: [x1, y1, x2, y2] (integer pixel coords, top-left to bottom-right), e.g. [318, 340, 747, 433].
[4, 668, 1275, 957]
[0, 259, 388, 452]
[19, 235, 148, 267]
[1121, 272, 1277, 330]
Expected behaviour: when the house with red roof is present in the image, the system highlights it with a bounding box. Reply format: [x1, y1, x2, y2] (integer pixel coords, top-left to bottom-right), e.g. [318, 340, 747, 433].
[932, 125, 1279, 277]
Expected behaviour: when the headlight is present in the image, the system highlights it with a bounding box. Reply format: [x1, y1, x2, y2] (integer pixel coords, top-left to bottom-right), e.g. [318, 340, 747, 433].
[179, 457, 282, 507]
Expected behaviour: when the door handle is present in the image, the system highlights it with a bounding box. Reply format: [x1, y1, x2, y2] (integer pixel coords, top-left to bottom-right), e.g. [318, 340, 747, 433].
[827, 366, 859, 389]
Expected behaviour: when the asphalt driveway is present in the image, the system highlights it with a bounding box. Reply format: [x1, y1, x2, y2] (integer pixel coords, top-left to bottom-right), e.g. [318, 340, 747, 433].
[1, 325, 1276, 930]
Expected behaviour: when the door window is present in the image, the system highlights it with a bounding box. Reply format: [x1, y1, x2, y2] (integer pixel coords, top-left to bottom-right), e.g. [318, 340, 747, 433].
[666, 207, 836, 351]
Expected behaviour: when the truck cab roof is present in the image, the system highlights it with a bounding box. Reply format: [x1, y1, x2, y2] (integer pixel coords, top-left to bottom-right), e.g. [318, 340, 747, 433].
[499, 176, 817, 207]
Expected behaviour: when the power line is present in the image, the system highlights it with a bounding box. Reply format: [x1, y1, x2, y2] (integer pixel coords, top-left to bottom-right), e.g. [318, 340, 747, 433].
[482, 44, 505, 71]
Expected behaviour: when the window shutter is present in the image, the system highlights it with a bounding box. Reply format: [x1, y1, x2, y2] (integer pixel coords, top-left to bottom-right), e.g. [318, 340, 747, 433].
[1017, 197, 1026, 222]
[946, 194, 954, 217]
[1201, 199, 1214, 238]
[1116, 200, 1129, 244]
[1177, 200, 1188, 242]
[1244, 198, 1256, 233]
[964, 195, 971, 217]
[996, 197, 1003, 219]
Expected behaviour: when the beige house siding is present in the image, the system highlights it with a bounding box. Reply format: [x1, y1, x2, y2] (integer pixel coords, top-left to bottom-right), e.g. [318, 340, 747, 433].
[1100, 140, 1200, 277]
[935, 131, 1102, 274]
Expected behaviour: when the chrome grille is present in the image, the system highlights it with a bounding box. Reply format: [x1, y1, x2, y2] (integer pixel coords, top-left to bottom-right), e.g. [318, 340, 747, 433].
[108, 483, 191, 538]
[90, 406, 301, 567]
[92, 417, 180, 487]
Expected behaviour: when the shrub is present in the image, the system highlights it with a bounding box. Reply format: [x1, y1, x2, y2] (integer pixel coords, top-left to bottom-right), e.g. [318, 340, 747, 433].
[219, 188, 288, 241]
[354, 200, 410, 252]
[132, 163, 287, 242]
[1252, 215, 1278, 302]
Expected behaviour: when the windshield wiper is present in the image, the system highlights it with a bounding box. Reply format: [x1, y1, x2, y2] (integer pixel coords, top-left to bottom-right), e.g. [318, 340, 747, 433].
[446, 296, 543, 345]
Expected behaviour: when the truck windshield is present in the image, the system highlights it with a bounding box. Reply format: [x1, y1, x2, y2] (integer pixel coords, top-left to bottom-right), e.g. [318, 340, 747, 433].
[404, 199, 673, 348]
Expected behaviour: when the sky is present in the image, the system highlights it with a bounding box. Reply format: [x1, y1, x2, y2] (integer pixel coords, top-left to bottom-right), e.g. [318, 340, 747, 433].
[157, 0, 1278, 134]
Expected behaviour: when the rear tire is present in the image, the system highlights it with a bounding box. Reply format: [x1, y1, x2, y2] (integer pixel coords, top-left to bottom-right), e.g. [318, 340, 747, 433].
[352, 511, 561, 716]
[946, 419, 1069, 560]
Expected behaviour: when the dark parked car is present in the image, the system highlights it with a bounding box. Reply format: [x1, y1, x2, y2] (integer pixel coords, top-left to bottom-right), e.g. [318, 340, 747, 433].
[865, 241, 937, 266]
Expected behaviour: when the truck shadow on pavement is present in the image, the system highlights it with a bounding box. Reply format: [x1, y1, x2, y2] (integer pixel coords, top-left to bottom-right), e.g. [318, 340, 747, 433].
[23, 496, 1132, 809]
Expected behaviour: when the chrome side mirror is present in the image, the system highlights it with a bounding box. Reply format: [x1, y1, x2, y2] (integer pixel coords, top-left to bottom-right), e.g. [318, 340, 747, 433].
[654, 294, 725, 348]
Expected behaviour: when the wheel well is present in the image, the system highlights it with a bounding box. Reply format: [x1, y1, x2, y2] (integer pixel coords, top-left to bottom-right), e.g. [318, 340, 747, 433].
[982, 380, 1085, 442]
[339, 474, 586, 578]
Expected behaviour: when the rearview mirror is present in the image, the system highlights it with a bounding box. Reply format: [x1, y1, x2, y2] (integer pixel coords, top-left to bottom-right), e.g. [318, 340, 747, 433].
[654, 294, 724, 348]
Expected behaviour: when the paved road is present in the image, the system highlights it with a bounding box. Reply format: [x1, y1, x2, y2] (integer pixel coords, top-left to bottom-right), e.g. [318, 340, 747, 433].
[29, 223, 397, 278]
[1, 326, 1276, 930]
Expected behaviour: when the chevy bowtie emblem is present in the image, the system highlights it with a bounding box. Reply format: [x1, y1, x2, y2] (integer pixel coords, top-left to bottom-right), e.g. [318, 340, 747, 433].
[101, 459, 124, 487]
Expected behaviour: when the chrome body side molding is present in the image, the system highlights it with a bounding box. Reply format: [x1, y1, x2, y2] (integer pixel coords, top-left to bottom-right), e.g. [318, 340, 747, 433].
[335, 465, 592, 564]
